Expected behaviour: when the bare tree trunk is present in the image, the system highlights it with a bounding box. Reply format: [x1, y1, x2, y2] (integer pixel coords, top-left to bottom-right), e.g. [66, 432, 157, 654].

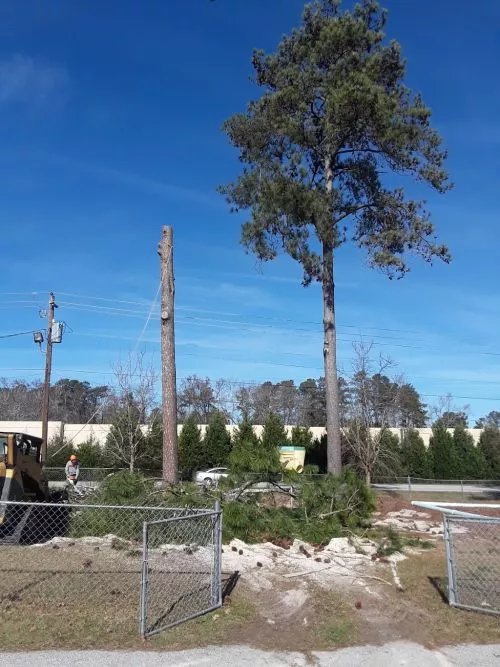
[159, 226, 179, 484]
[323, 153, 342, 475]
[365, 468, 371, 487]
[323, 242, 342, 474]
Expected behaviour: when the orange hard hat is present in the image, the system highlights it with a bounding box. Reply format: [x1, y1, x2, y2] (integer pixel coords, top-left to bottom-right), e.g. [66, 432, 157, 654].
[70, 454, 77, 461]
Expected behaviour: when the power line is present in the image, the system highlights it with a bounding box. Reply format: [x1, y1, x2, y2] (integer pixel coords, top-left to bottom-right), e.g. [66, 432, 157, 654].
[7, 290, 496, 358]
[55, 293, 424, 335]
[65, 283, 163, 449]
[54, 300, 500, 357]
[0, 330, 37, 340]
[52, 291, 424, 332]
[0, 292, 40, 296]
[59, 298, 415, 336]
[133, 283, 161, 352]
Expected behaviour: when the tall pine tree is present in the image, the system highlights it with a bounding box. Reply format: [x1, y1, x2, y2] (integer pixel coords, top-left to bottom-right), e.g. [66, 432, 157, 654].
[401, 429, 432, 479]
[453, 425, 485, 479]
[373, 430, 402, 479]
[429, 423, 459, 479]
[220, 0, 451, 472]
[203, 411, 232, 468]
[229, 415, 280, 474]
[178, 416, 204, 480]
[261, 413, 289, 450]
[478, 427, 500, 479]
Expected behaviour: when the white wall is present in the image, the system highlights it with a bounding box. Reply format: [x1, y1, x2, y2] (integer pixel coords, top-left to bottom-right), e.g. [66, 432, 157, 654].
[0, 421, 484, 448]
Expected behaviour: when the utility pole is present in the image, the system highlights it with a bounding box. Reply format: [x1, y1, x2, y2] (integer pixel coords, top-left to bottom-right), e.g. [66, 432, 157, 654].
[158, 226, 178, 484]
[40, 292, 57, 464]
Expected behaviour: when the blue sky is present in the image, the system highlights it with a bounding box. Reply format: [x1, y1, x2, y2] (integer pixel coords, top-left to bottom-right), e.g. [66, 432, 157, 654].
[0, 0, 499, 423]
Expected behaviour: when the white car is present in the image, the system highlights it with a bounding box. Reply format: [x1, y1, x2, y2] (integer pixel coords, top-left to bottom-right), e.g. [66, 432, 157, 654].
[194, 467, 229, 486]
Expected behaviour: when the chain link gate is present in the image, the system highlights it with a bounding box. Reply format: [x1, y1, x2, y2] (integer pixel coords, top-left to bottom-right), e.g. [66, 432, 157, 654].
[413, 501, 500, 617]
[140, 501, 222, 637]
[444, 514, 500, 616]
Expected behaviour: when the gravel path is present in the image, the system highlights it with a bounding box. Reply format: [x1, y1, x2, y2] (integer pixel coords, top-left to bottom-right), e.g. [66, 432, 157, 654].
[2, 643, 500, 666]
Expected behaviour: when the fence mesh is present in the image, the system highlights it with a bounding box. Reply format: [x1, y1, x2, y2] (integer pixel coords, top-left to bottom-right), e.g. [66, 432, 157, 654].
[0, 500, 219, 640]
[444, 514, 500, 615]
[141, 509, 221, 637]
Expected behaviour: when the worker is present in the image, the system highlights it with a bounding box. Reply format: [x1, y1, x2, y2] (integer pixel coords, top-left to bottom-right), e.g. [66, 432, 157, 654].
[65, 454, 83, 496]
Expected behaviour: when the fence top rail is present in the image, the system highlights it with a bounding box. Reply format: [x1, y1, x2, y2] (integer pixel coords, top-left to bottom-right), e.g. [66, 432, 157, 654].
[375, 477, 500, 484]
[412, 501, 500, 519]
[145, 511, 220, 527]
[0, 500, 215, 513]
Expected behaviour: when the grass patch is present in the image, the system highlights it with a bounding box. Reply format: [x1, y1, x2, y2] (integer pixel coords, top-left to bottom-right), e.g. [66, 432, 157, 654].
[318, 618, 355, 645]
[148, 594, 255, 649]
[397, 548, 500, 645]
[312, 590, 357, 647]
[366, 527, 436, 557]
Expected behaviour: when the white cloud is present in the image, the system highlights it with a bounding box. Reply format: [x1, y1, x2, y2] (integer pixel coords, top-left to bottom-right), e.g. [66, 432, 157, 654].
[0, 54, 69, 106]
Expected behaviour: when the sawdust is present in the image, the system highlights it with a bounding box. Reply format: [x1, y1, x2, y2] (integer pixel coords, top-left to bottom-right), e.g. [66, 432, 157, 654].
[373, 509, 443, 535]
[221, 535, 396, 595]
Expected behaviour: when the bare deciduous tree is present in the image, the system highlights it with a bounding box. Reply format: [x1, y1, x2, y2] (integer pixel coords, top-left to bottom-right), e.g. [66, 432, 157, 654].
[343, 343, 403, 486]
[0, 379, 42, 420]
[429, 393, 470, 428]
[104, 353, 159, 472]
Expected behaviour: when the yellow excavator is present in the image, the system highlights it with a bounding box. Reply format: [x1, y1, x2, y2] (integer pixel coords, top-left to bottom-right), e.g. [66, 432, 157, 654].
[0, 432, 53, 542]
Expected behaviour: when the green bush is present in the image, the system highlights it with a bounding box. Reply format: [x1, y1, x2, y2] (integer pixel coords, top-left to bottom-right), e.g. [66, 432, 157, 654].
[290, 426, 313, 449]
[75, 438, 104, 467]
[305, 435, 327, 473]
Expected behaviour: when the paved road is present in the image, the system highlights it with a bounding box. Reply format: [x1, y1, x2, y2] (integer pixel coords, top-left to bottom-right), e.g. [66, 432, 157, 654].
[2, 643, 500, 666]
[373, 482, 500, 495]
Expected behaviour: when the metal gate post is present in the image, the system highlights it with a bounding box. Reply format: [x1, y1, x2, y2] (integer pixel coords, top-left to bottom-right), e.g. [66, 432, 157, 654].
[443, 515, 457, 606]
[139, 521, 149, 638]
[211, 499, 222, 608]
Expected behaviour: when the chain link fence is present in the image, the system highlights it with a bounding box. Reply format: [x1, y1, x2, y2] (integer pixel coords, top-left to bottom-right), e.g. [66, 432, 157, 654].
[0, 500, 222, 640]
[141, 505, 222, 637]
[444, 514, 500, 616]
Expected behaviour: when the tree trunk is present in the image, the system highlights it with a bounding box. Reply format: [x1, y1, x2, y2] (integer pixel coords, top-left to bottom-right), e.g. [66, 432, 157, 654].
[365, 468, 371, 487]
[323, 152, 342, 475]
[129, 441, 134, 472]
[322, 242, 342, 474]
[159, 226, 179, 485]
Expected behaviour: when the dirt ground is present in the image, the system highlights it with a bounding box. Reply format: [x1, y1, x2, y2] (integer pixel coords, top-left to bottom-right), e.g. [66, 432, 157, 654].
[0, 494, 499, 651]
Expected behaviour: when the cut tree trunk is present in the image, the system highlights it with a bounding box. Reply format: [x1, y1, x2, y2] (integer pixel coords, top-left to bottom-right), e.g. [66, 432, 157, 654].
[322, 241, 342, 474]
[159, 226, 179, 484]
